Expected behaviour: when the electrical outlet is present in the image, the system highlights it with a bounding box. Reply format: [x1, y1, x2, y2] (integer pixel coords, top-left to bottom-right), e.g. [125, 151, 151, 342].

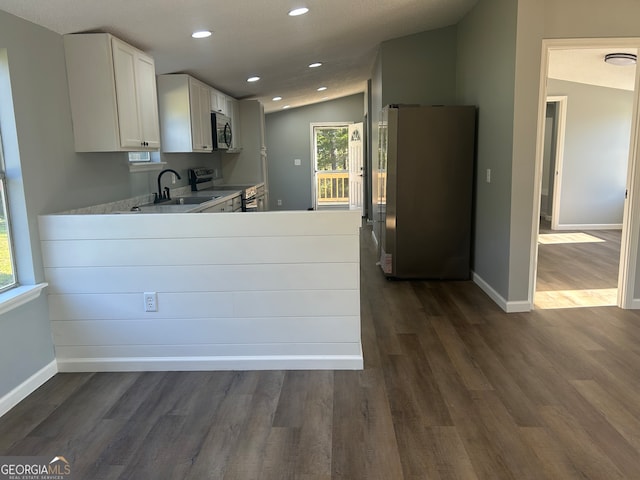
[277, 199, 282, 206]
[144, 292, 157, 312]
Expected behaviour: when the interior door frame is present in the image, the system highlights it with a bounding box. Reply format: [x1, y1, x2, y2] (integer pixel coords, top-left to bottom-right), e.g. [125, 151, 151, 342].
[529, 37, 640, 309]
[547, 95, 568, 230]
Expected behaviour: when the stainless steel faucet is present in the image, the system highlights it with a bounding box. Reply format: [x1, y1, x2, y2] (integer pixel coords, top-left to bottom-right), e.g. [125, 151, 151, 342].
[155, 169, 182, 203]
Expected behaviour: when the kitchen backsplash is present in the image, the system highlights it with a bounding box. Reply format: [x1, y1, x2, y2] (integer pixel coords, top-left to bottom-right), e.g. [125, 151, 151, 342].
[58, 185, 193, 214]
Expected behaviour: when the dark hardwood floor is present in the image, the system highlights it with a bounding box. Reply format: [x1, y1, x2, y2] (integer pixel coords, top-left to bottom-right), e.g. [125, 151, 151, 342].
[2, 225, 640, 479]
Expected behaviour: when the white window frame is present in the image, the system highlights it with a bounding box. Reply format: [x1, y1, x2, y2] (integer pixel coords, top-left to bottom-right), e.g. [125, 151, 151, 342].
[0, 129, 17, 293]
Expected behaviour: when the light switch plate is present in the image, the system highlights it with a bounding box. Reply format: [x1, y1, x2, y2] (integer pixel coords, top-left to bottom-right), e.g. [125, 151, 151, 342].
[294, 159, 301, 166]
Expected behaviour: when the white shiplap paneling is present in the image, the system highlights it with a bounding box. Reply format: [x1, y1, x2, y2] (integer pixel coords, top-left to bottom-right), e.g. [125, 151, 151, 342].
[44, 263, 359, 294]
[39, 210, 363, 371]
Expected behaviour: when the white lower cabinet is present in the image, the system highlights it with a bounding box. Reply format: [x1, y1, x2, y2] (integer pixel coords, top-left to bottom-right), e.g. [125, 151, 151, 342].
[200, 196, 238, 213]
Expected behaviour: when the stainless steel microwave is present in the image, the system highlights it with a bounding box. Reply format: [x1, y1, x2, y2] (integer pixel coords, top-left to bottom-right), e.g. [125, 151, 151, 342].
[211, 112, 232, 150]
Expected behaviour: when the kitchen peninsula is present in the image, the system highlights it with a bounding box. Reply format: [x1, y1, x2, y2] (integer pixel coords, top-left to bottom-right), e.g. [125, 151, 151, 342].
[38, 207, 362, 371]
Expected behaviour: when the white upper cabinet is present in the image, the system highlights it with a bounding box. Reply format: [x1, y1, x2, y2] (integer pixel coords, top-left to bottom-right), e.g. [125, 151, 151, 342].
[63, 33, 160, 152]
[210, 88, 229, 115]
[157, 74, 213, 153]
[189, 78, 213, 152]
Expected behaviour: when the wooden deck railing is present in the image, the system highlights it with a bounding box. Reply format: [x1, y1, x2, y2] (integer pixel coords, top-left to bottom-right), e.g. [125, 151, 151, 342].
[317, 171, 349, 204]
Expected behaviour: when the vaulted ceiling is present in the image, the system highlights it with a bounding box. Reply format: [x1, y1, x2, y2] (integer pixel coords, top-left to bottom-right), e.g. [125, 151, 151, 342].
[0, 0, 478, 112]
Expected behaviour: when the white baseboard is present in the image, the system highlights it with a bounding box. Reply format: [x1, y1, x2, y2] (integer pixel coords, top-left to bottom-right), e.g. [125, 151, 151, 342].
[472, 272, 531, 313]
[0, 360, 57, 418]
[553, 223, 623, 230]
[56, 354, 364, 372]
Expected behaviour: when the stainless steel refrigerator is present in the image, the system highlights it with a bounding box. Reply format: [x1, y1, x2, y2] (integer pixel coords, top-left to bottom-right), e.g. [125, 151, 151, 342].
[374, 105, 476, 279]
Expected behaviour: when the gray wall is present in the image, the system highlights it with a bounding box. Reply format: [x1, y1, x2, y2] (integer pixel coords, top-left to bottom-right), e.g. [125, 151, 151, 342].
[380, 27, 458, 107]
[548, 79, 633, 227]
[509, 0, 640, 304]
[265, 94, 364, 211]
[456, 0, 518, 300]
[370, 26, 460, 240]
[0, 8, 219, 400]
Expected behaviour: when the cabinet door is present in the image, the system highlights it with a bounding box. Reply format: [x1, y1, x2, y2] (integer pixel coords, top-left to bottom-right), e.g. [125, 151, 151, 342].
[189, 80, 213, 152]
[136, 54, 161, 149]
[189, 78, 204, 150]
[112, 38, 143, 148]
[198, 83, 212, 150]
[211, 89, 228, 115]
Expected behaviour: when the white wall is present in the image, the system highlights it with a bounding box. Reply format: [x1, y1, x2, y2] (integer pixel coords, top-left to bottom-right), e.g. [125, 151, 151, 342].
[548, 79, 632, 228]
[39, 210, 363, 371]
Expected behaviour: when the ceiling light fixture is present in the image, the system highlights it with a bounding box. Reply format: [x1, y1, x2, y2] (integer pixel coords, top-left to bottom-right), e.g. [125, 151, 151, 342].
[288, 7, 309, 16]
[317, 86, 327, 91]
[272, 96, 283, 101]
[604, 52, 637, 66]
[247, 76, 261, 82]
[191, 30, 212, 39]
[309, 62, 322, 68]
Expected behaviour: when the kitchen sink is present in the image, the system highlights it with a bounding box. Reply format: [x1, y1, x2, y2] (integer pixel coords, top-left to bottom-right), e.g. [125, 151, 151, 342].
[172, 195, 222, 205]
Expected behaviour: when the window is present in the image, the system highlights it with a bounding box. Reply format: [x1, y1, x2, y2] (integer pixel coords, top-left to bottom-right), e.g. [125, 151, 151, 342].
[0, 129, 17, 292]
[128, 151, 151, 162]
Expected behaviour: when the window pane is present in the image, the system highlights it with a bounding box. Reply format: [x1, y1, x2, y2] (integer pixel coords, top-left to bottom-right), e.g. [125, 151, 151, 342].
[0, 179, 16, 291]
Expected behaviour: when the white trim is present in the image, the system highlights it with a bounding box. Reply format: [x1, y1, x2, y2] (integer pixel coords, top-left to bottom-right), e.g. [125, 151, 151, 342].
[473, 272, 531, 313]
[628, 298, 640, 309]
[530, 37, 640, 310]
[551, 223, 623, 231]
[128, 161, 166, 173]
[0, 282, 47, 315]
[547, 96, 568, 230]
[0, 360, 57, 418]
[310, 122, 353, 210]
[56, 354, 364, 372]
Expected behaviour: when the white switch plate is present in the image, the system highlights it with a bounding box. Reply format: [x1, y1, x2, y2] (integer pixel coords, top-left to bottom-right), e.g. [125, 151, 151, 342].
[144, 292, 157, 312]
[294, 159, 301, 166]
[277, 199, 282, 206]
[486, 168, 491, 183]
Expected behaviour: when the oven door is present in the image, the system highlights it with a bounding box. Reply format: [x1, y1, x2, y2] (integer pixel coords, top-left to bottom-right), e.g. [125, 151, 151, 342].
[244, 196, 257, 212]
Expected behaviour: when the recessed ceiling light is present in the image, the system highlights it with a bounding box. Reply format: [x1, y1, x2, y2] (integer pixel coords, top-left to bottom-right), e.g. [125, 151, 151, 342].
[283, 105, 291, 109]
[192, 30, 212, 39]
[272, 96, 283, 101]
[309, 62, 322, 68]
[247, 76, 261, 82]
[317, 86, 327, 91]
[288, 7, 309, 16]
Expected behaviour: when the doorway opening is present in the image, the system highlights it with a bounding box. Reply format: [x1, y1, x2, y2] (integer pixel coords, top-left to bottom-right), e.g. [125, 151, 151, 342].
[312, 123, 350, 210]
[532, 40, 640, 310]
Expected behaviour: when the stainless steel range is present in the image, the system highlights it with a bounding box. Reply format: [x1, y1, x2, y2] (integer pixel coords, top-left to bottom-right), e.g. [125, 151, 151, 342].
[188, 168, 266, 212]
